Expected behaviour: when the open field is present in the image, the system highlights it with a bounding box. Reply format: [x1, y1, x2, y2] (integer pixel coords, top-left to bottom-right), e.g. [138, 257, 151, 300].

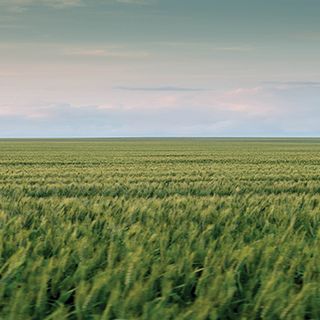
[1, 138, 320, 319]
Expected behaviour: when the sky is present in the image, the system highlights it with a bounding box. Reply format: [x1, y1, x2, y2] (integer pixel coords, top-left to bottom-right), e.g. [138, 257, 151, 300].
[0, 0, 320, 137]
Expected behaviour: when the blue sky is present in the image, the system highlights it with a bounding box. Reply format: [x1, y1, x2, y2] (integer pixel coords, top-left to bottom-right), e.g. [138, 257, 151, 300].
[0, 0, 320, 137]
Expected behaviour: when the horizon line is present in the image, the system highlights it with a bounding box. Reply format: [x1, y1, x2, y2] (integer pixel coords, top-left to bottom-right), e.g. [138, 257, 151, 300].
[1, 136, 320, 140]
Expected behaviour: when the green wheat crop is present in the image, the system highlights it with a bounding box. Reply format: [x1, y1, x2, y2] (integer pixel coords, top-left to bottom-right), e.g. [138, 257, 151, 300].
[1, 138, 320, 319]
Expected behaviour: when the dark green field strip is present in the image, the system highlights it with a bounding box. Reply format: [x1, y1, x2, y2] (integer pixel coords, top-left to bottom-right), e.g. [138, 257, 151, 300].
[0, 157, 318, 164]
[2, 175, 320, 188]
[1, 179, 320, 201]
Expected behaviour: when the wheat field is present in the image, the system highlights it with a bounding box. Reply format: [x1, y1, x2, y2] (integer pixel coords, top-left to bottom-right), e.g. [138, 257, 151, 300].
[1, 138, 320, 319]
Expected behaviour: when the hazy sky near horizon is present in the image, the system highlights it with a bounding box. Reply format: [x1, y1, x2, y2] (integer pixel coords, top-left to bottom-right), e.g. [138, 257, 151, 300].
[1, 0, 320, 137]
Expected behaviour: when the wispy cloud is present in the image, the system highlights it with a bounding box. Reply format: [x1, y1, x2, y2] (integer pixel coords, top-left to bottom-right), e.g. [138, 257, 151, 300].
[152, 42, 256, 52]
[63, 48, 150, 59]
[0, 102, 229, 137]
[0, 42, 150, 60]
[115, 86, 206, 92]
[116, 0, 155, 4]
[263, 81, 320, 88]
[0, 0, 83, 11]
[212, 46, 255, 52]
[0, 0, 155, 11]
